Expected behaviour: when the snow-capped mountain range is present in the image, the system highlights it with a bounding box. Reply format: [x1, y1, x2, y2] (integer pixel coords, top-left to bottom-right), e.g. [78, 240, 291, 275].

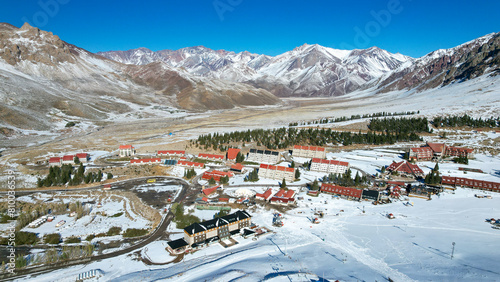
[0, 21, 498, 134]
[98, 44, 412, 97]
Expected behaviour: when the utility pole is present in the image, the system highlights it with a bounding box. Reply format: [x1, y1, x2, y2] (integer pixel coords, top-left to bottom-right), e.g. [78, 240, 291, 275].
[451, 242, 456, 260]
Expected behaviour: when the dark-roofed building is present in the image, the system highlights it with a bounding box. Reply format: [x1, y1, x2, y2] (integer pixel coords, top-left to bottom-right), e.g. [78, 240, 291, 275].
[167, 238, 189, 254]
[184, 210, 252, 246]
[362, 189, 381, 201]
[247, 149, 280, 164]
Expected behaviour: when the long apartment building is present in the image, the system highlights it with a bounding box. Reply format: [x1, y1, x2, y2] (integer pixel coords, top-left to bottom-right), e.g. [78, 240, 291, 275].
[130, 158, 162, 165]
[293, 145, 326, 159]
[158, 150, 185, 158]
[247, 149, 280, 164]
[310, 158, 349, 174]
[442, 176, 500, 193]
[258, 164, 295, 182]
[183, 210, 252, 246]
[320, 183, 362, 201]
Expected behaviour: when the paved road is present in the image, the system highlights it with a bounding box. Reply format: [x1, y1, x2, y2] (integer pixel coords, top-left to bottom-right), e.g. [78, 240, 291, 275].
[0, 176, 195, 281]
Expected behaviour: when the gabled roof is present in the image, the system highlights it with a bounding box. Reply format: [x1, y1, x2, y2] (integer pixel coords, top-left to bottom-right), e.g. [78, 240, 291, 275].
[75, 153, 89, 159]
[231, 163, 244, 171]
[119, 145, 134, 150]
[256, 188, 273, 199]
[62, 155, 74, 161]
[202, 186, 219, 196]
[49, 157, 61, 163]
[227, 148, 241, 160]
[183, 210, 252, 235]
[387, 161, 423, 174]
[427, 142, 446, 153]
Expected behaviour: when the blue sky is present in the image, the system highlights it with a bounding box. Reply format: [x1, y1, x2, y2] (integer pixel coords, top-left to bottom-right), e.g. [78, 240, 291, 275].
[2, 0, 499, 58]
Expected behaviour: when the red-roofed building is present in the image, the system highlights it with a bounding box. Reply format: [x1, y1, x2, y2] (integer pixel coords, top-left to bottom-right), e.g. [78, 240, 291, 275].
[255, 188, 273, 201]
[178, 160, 204, 168]
[130, 158, 162, 165]
[157, 150, 185, 157]
[198, 153, 225, 161]
[293, 145, 326, 159]
[310, 158, 349, 174]
[227, 148, 241, 161]
[320, 183, 362, 201]
[445, 146, 474, 158]
[230, 163, 244, 173]
[409, 147, 434, 161]
[409, 142, 474, 161]
[202, 185, 220, 196]
[75, 153, 90, 164]
[257, 164, 295, 182]
[441, 176, 500, 193]
[269, 189, 296, 205]
[119, 145, 136, 157]
[62, 155, 75, 165]
[218, 198, 229, 203]
[202, 170, 234, 182]
[49, 157, 62, 166]
[386, 161, 424, 177]
[426, 142, 446, 154]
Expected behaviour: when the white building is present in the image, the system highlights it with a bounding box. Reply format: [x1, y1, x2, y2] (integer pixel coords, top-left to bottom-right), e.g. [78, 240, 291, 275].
[293, 145, 326, 159]
[247, 149, 280, 164]
[258, 164, 295, 182]
[310, 158, 349, 174]
[119, 145, 136, 157]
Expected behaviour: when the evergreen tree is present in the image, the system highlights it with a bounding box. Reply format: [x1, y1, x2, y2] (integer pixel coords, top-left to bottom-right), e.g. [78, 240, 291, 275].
[311, 179, 319, 190]
[74, 156, 80, 164]
[354, 172, 361, 186]
[208, 177, 216, 185]
[291, 161, 295, 168]
[281, 178, 287, 189]
[295, 168, 300, 180]
[433, 163, 439, 172]
[97, 170, 103, 182]
[235, 152, 245, 163]
[107, 172, 113, 180]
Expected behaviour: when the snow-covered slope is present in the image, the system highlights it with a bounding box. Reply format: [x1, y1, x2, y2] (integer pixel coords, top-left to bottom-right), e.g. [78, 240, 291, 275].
[0, 23, 280, 134]
[99, 43, 411, 97]
[376, 32, 500, 92]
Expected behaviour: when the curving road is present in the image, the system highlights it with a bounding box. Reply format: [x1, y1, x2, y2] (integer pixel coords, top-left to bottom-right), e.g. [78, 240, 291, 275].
[0, 176, 198, 281]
